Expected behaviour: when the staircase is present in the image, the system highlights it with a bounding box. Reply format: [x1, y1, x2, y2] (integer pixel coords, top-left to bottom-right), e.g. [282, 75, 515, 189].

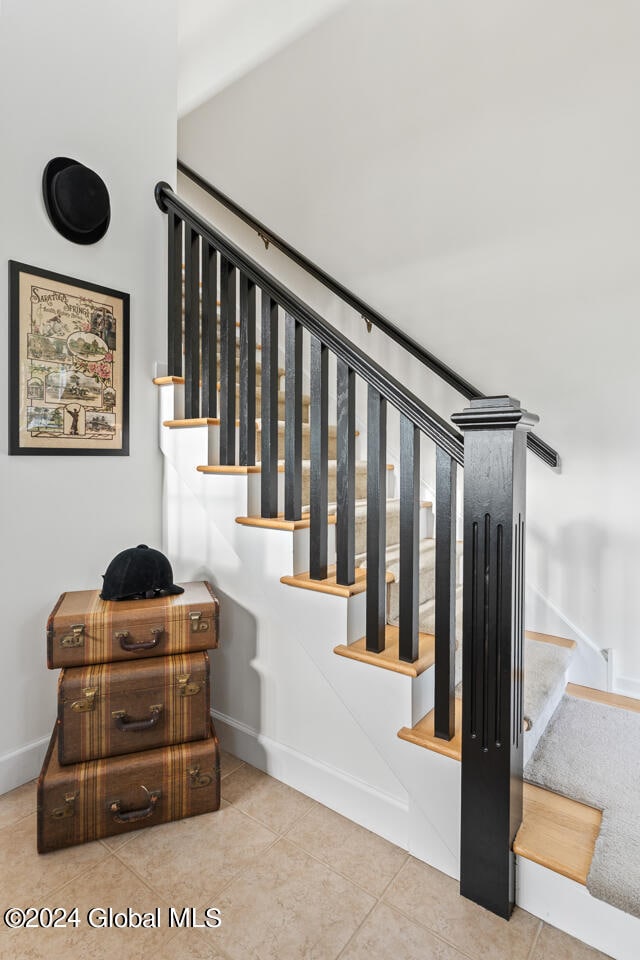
[153, 175, 639, 960]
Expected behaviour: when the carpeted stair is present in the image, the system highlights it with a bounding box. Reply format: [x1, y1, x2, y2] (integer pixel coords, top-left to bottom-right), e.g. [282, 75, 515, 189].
[525, 691, 640, 918]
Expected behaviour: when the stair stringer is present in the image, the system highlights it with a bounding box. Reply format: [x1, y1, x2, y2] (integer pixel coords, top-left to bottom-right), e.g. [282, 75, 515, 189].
[161, 421, 416, 850]
[283, 576, 461, 879]
[159, 389, 460, 874]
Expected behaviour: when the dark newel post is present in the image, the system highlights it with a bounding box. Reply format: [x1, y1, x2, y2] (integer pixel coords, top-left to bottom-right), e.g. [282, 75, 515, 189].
[451, 396, 538, 920]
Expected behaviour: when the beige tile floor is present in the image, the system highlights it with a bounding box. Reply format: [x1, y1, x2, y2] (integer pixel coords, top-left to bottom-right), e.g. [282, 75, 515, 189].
[0, 749, 612, 960]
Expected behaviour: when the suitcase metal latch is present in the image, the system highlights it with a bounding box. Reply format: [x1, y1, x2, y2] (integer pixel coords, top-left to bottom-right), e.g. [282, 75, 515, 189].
[189, 766, 213, 788]
[177, 674, 201, 697]
[51, 792, 77, 820]
[189, 612, 209, 633]
[60, 624, 85, 648]
[70, 688, 98, 713]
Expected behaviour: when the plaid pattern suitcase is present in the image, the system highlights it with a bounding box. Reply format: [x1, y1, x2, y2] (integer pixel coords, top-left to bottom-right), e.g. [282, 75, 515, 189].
[37, 718, 220, 852]
[47, 581, 219, 668]
[57, 652, 211, 764]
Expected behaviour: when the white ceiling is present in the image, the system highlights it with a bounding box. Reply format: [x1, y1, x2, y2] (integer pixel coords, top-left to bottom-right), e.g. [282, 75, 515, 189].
[178, 0, 349, 117]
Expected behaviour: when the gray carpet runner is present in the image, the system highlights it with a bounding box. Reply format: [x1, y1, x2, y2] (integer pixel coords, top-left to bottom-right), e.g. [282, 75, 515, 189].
[525, 694, 640, 918]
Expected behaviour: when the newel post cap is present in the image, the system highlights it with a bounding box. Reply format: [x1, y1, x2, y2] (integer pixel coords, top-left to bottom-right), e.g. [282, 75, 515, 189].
[451, 395, 539, 432]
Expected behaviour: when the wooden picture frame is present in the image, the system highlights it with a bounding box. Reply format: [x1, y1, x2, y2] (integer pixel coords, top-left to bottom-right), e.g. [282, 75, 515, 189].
[8, 261, 129, 455]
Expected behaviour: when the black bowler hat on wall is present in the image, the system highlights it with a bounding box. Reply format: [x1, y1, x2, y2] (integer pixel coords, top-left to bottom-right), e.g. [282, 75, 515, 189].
[42, 157, 111, 244]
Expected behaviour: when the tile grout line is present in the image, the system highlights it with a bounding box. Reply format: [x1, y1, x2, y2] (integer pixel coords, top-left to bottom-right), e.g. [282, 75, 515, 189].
[377, 900, 482, 960]
[220, 759, 246, 781]
[28, 846, 119, 902]
[282, 830, 407, 903]
[220, 785, 416, 908]
[109, 813, 283, 908]
[219, 783, 315, 839]
[334, 849, 413, 959]
[223, 766, 549, 960]
[278, 795, 318, 837]
[374, 858, 542, 960]
[219, 767, 497, 959]
[525, 919, 544, 960]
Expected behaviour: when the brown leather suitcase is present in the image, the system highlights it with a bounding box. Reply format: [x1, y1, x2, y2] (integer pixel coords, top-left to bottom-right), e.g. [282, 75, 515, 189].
[37, 718, 220, 853]
[57, 652, 211, 764]
[47, 581, 219, 668]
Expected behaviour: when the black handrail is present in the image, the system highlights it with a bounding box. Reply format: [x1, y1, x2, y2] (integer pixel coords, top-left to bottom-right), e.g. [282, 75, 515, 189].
[156, 181, 464, 465]
[177, 159, 559, 469]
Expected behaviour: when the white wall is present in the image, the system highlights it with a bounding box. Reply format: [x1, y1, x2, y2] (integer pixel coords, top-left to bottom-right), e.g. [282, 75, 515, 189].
[179, 0, 640, 690]
[178, 0, 348, 116]
[0, 0, 177, 791]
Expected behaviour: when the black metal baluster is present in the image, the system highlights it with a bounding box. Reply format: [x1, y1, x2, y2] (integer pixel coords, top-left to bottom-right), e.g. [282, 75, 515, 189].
[434, 445, 457, 737]
[239, 274, 256, 465]
[167, 210, 183, 378]
[184, 226, 200, 418]
[201, 241, 217, 418]
[261, 295, 279, 517]
[366, 386, 387, 652]
[309, 335, 328, 579]
[336, 359, 355, 585]
[219, 256, 236, 464]
[285, 313, 302, 520]
[399, 416, 420, 662]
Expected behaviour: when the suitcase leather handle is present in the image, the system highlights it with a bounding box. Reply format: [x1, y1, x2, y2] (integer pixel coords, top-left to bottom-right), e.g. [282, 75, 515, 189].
[116, 627, 164, 652]
[112, 704, 163, 732]
[109, 787, 161, 823]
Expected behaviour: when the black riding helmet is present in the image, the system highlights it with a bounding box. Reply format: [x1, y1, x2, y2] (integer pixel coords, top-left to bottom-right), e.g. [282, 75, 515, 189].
[101, 545, 184, 601]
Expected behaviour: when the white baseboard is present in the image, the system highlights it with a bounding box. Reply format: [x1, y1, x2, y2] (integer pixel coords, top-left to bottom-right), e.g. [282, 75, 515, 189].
[212, 708, 410, 850]
[0, 736, 49, 795]
[517, 857, 640, 960]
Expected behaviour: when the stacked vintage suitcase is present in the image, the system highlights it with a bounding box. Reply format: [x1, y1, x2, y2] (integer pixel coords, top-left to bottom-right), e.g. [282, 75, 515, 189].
[37, 581, 220, 852]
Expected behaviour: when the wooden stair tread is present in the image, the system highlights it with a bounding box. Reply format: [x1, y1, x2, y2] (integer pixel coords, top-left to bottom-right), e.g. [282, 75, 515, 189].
[525, 629, 577, 650]
[281, 565, 393, 598]
[164, 418, 220, 427]
[236, 514, 337, 531]
[514, 784, 602, 886]
[566, 682, 640, 713]
[398, 699, 463, 759]
[334, 625, 435, 677]
[154, 376, 185, 385]
[397, 632, 577, 760]
[161, 419, 359, 439]
[398, 701, 600, 885]
[197, 464, 269, 475]
[398, 692, 601, 885]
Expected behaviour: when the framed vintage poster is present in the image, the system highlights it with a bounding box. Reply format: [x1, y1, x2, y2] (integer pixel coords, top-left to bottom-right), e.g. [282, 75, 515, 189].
[9, 262, 129, 455]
